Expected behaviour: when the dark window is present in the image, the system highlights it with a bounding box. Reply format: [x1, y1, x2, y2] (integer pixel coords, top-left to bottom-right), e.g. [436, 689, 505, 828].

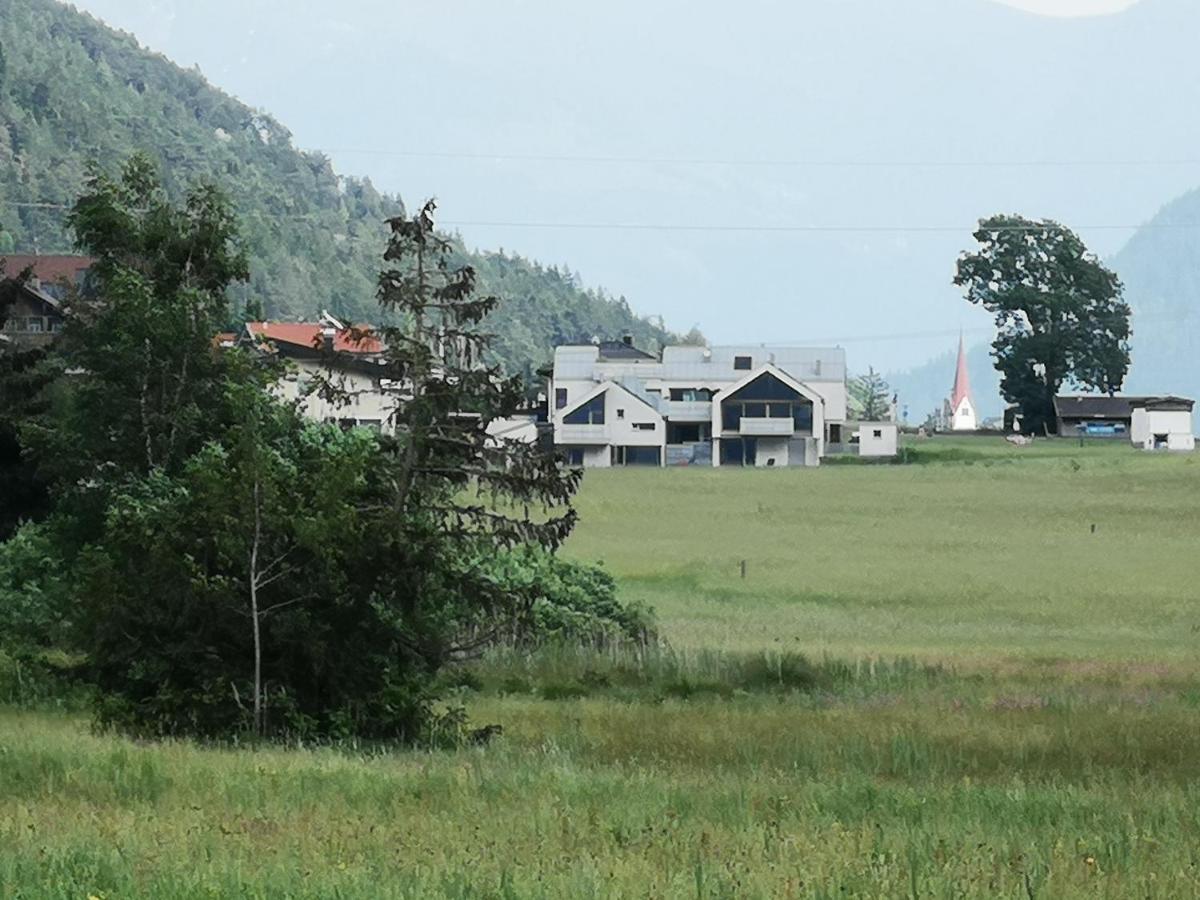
[563, 395, 605, 425]
[633, 422, 656, 431]
[873, 429, 883, 439]
[794, 403, 813, 433]
[614, 446, 661, 466]
[555, 388, 568, 410]
[617, 409, 625, 419]
[566, 447, 585, 466]
[734, 356, 752, 371]
[668, 423, 702, 443]
[829, 424, 843, 443]
[744, 402, 767, 418]
[720, 437, 757, 466]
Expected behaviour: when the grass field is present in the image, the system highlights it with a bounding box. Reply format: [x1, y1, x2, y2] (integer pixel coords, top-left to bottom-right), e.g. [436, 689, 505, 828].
[3, 436, 1200, 898]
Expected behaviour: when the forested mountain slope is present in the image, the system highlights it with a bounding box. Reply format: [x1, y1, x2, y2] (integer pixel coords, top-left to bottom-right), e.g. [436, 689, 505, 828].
[0, 0, 678, 374]
[1109, 190, 1200, 402]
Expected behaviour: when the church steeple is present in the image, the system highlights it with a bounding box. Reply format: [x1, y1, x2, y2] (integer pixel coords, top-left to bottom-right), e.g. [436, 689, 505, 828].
[951, 333, 972, 411]
[948, 333, 978, 430]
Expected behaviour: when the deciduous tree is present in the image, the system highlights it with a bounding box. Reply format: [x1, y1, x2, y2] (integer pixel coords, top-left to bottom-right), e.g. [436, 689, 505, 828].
[955, 215, 1131, 434]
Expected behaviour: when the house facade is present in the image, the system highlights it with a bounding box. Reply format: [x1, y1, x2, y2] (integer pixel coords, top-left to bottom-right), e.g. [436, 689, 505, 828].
[242, 316, 396, 432]
[0, 255, 93, 350]
[550, 340, 848, 467]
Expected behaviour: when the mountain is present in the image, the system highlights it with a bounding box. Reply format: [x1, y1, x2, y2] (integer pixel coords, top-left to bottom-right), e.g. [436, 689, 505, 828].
[0, 0, 678, 377]
[57, 0, 1200, 373]
[1110, 190, 1200, 401]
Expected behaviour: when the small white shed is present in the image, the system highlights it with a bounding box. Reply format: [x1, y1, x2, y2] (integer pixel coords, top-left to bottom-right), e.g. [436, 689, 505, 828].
[1130, 397, 1195, 451]
[853, 422, 899, 458]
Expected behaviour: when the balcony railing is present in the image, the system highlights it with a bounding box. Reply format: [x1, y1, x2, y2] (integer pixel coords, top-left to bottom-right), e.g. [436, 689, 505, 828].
[665, 400, 712, 421]
[558, 423, 609, 444]
[738, 418, 797, 437]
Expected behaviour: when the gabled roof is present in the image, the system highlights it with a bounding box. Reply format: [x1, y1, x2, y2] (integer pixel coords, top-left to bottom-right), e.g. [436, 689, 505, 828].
[1049, 395, 1192, 419]
[558, 379, 663, 420]
[596, 339, 657, 361]
[245, 322, 383, 355]
[713, 363, 826, 406]
[2, 255, 94, 287]
[1053, 395, 1137, 419]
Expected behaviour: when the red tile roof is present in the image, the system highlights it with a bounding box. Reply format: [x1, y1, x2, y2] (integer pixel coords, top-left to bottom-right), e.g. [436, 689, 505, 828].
[2, 255, 95, 287]
[246, 322, 383, 354]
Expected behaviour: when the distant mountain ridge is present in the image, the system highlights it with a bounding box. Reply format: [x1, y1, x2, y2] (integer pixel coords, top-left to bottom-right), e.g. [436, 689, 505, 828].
[0, 0, 679, 377]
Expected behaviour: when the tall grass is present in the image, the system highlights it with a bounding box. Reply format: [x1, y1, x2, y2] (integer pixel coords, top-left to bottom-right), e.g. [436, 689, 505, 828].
[4, 437, 1200, 897]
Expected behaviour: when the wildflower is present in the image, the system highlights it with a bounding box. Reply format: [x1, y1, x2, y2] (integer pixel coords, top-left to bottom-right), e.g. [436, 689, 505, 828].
[1085, 856, 1096, 866]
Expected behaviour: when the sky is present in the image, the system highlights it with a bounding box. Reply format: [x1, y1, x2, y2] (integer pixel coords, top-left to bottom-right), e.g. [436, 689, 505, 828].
[992, 0, 1140, 14]
[68, 0, 1198, 376]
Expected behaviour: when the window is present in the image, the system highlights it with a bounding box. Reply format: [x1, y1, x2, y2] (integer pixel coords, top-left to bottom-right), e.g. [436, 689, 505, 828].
[563, 395, 605, 425]
[633, 422, 656, 431]
[873, 429, 883, 439]
[670, 388, 713, 402]
[617, 409, 625, 419]
[734, 356, 752, 371]
[566, 447, 585, 466]
[359, 419, 383, 432]
[613, 446, 661, 466]
[26, 318, 43, 333]
[555, 388, 568, 410]
[668, 423, 702, 443]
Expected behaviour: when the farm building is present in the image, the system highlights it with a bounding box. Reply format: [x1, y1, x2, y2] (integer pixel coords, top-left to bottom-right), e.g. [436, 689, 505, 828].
[1054, 395, 1194, 449]
[549, 339, 854, 467]
[1130, 397, 1195, 451]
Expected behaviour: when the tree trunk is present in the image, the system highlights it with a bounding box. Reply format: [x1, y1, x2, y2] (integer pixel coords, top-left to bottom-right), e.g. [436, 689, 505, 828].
[250, 477, 263, 736]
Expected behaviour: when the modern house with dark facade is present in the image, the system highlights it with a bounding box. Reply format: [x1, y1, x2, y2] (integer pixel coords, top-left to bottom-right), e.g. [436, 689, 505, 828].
[549, 340, 849, 467]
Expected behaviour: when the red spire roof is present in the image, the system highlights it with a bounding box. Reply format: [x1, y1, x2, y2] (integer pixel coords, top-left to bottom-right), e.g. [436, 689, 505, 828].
[951, 334, 972, 409]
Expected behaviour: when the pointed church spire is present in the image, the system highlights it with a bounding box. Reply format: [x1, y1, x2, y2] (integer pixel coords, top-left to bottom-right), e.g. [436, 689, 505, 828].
[951, 332, 972, 410]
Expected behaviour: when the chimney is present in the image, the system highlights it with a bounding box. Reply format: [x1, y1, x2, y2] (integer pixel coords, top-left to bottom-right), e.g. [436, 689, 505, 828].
[321, 325, 336, 354]
[622, 334, 634, 347]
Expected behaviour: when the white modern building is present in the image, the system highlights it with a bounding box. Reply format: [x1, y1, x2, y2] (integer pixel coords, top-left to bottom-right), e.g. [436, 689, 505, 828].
[549, 339, 849, 467]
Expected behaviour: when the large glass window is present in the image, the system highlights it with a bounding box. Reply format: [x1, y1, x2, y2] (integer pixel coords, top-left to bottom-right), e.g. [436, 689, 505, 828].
[734, 356, 752, 370]
[563, 395, 605, 425]
[613, 446, 661, 466]
[555, 388, 568, 410]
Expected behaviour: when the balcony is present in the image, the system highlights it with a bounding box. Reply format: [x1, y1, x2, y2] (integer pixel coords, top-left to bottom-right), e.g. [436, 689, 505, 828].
[738, 417, 796, 437]
[665, 400, 712, 421]
[558, 423, 609, 444]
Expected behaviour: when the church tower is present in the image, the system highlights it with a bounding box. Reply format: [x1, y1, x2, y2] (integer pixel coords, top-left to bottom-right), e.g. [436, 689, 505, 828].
[949, 335, 977, 431]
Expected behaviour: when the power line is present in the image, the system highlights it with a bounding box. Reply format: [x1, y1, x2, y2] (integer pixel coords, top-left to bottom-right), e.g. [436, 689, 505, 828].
[12, 200, 1200, 236]
[321, 147, 1200, 170]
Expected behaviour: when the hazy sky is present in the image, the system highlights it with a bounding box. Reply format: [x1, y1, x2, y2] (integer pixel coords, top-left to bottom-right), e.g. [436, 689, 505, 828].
[993, 0, 1140, 14]
[70, 0, 1197, 373]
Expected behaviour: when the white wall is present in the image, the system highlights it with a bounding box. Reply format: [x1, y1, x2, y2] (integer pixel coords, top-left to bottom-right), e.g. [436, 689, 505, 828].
[1132, 407, 1195, 450]
[950, 397, 977, 431]
[602, 385, 665, 449]
[275, 359, 394, 432]
[855, 422, 899, 457]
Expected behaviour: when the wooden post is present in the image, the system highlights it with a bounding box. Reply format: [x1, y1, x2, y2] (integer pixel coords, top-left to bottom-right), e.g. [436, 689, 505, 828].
[740, 559, 747, 579]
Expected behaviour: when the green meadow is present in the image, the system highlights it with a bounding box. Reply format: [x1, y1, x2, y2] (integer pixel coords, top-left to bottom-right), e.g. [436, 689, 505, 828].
[4, 437, 1200, 898]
